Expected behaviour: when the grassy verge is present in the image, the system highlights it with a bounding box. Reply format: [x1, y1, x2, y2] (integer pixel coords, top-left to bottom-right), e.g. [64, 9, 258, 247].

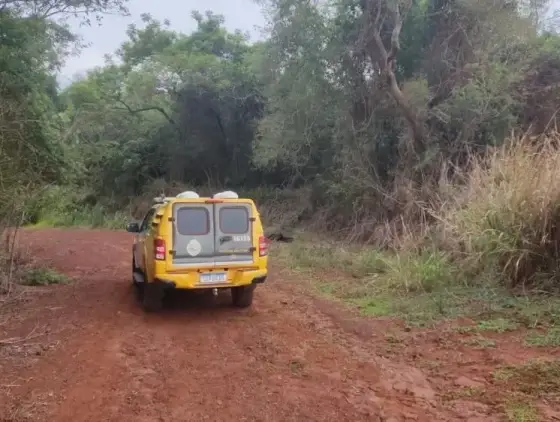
[275, 238, 560, 421]
[275, 137, 560, 334]
[275, 239, 560, 330]
[23, 185, 129, 230]
[29, 207, 128, 230]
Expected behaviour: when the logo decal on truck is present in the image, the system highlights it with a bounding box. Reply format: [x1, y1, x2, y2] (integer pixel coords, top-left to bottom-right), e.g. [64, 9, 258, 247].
[186, 239, 202, 256]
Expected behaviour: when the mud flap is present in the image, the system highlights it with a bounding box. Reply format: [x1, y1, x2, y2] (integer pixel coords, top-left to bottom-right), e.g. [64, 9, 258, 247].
[142, 283, 165, 312]
[232, 285, 255, 308]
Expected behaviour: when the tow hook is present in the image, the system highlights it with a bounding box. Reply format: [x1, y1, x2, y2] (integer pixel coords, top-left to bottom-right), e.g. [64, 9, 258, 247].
[212, 288, 218, 297]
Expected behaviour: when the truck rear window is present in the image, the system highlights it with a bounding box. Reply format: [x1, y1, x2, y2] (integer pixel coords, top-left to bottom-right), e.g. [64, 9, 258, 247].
[219, 207, 248, 234]
[176, 207, 209, 235]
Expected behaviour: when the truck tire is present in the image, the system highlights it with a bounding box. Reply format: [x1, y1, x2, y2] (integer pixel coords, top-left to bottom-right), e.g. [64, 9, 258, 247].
[132, 257, 137, 285]
[142, 283, 164, 312]
[231, 285, 254, 308]
[132, 258, 145, 300]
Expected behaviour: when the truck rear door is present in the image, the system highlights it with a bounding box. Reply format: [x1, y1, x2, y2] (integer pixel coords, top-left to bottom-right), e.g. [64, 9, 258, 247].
[171, 203, 215, 267]
[213, 202, 254, 266]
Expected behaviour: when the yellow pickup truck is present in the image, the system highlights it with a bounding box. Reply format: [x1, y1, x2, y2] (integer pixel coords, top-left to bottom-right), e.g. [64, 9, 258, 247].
[127, 191, 269, 312]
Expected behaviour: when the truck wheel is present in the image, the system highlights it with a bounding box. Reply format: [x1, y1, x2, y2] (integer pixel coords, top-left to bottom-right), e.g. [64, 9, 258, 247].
[232, 285, 255, 308]
[132, 257, 137, 285]
[132, 258, 144, 299]
[142, 283, 164, 312]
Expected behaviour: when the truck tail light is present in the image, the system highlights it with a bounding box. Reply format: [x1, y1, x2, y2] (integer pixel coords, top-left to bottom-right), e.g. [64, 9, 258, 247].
[154, 238, 166, 260]
[258, 235, 269, 257]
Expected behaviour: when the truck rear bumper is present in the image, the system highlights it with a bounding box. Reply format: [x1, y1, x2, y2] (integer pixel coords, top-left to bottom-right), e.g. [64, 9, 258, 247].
[154, 268, 267, 290]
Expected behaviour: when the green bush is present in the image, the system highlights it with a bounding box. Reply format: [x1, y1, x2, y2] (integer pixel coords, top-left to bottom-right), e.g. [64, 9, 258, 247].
[22, 267, 70, 286]
[25, 185, 129, 229]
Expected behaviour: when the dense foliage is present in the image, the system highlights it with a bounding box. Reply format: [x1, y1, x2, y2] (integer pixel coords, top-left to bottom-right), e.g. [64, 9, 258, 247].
[53, 1, 560, 228]
[1, 0, 560, 287]
[0, 0, 128, 225]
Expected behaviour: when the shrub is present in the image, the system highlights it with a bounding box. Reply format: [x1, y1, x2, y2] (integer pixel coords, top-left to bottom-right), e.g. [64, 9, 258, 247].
[25, 185, 129, 229]
[22, 267, 70, 286]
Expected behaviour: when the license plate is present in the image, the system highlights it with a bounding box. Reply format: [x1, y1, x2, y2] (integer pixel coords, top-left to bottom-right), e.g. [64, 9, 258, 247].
[199, 272, 227, 284]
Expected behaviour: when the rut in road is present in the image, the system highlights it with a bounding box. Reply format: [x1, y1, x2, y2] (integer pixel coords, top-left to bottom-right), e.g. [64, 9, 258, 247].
[0, 229, 459, 421]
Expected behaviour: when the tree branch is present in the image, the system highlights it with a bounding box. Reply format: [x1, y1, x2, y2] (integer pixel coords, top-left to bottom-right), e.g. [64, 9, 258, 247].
[114, 99, 182, 138]
[387, 3, 402, 64]
[210, 107, 227, 144]
[1, 0, 129, 19]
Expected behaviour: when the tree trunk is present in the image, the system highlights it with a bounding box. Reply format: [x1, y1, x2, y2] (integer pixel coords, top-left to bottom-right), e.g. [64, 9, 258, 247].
[363, 0, 425, 155]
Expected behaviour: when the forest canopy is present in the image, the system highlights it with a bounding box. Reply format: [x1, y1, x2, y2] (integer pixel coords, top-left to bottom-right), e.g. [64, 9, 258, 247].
[1, 0, 560, 238]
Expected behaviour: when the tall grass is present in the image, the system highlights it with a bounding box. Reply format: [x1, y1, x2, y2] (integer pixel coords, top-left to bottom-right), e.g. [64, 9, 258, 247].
[442, 133, 560, 290]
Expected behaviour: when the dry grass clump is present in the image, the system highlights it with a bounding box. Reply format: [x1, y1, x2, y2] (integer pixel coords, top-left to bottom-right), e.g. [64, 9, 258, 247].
[281, 132, 560, 295]
[442, 132, 560, 289]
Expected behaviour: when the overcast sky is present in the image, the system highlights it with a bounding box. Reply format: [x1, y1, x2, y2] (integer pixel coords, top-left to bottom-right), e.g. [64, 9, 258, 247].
[58, 0, 266, 85]
[58, 0, 560, 86]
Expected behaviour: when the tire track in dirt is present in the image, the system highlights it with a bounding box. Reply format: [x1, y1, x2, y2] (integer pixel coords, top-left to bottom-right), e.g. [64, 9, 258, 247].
[1, 229, 460, 421]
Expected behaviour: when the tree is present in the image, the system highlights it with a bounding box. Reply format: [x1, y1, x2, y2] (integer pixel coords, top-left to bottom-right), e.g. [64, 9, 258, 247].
[0, 0, 130, 227]
[60, 11, 266, 201]
[28, 0, 560, 237]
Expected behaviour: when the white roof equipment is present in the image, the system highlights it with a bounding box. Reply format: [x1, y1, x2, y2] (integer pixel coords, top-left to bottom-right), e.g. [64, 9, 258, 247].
[153, 195, 174, 204]
[176, 190, 200, 199]
[213, 190, 239, 199]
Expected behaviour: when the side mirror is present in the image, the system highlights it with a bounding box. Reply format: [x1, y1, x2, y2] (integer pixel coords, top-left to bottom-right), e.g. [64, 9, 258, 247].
[126, 222, 140, 233]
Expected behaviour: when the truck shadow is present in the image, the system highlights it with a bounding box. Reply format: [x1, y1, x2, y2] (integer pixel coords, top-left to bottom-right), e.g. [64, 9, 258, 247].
[164, 289, 235, 310]
[131, 284, 246, 315]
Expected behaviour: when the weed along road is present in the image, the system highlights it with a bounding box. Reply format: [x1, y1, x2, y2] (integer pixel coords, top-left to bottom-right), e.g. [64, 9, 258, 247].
[0, 228, 557, 422]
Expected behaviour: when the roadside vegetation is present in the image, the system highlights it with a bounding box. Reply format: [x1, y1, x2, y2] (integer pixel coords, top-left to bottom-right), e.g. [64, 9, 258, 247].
[21, 267, 70, 287]
[25, 186, 128, 230]
[276, 133, 560, 327]
[1, 235, 70, 294]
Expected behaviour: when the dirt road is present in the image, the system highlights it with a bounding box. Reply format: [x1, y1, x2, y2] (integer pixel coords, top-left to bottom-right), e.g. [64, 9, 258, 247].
[0, 229, 555, 421]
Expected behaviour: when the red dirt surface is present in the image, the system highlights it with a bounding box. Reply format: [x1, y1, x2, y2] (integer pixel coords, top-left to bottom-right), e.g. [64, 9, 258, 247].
[0, 229, 558, 421]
